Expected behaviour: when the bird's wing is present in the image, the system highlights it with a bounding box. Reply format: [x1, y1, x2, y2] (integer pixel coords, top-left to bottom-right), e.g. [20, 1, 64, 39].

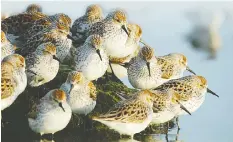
[94, 97, 149, 123]
[19, 17, 53, 41]
[88, 21, 105, 37]
[157, 58, 175, 79]
[1, 62, 17, 99]
[88, 82, 97, 101]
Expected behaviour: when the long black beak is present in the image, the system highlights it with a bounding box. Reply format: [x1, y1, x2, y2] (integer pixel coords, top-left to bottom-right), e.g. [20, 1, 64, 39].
[146, 62, 151, 77]
[207, 88, 219, 97]
[121, 25, 129, 36]
[59, 102, 65, 112]
[69, 84, 74, 94]
[67, 34, 75, 42]
[186, 66, 196, 75]
[140, 39, 147, 46]
[53, 55, 61, 62]
[119, 62, 130, 68]
[177, 100, 191, 115]
[96, 49, 102, 61]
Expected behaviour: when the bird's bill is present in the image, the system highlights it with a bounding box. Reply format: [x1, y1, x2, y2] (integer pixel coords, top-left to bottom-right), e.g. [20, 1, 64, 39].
[69, 84, 74, 94]
[59, 102, 65, 112]
[186, 66, 196, 75]
[139, 39, 147, 46]
[146, 62, 151, 77]
[178, 101, 191, 115]
[53, 55, 61, 62]
[67, 34, 75, 42]
[119, 62, 130, 68]
[96, 49, 102, 61]
[121, 25, 129, 36]
[207, 88, 219, 97]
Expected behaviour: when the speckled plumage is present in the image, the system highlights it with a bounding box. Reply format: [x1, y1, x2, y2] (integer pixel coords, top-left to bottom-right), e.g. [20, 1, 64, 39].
[150, 89, 183, 124]
[71, 4, 103, 43]
[18, 27, 72, 62]
[60, 71, 97, 115]
[28, 89, 71, 135]
[92, 90, 153, 138]
[1, 12, 46, 47]
[89, 9, 130, 58]
[1, 54, 27, 110]
[127, 46, 163, 89]
[154, 75, 218, 115]
[157, 53, 195, 79]
[25, 42, 59, 87]
[19, 13, 71, 42]
[74, 34, 109, 80]
[128, 46, 195, 89]
[1, 31, 16, 60]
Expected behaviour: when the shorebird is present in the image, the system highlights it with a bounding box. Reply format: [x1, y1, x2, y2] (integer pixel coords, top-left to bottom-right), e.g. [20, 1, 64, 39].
[92, 90, 154, 139]
[73, 34, 109, 80]
[60, 71, 97, 115]
[1, 54, 27, 110]
[28, 89, 72, 136]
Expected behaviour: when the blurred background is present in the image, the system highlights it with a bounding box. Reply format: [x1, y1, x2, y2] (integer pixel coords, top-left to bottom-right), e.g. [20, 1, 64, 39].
[1, 1, 233, 142]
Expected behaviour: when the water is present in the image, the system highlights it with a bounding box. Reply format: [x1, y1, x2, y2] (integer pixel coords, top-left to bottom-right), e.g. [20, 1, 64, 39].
[1, 1, 233, 142]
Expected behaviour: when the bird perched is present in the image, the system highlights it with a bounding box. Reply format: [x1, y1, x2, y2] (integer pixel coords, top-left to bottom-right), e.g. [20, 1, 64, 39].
[1, 12, 46, 47]
[154, 75, 219, 115]
[125, 46, 196, 89]
[156, 53, 196, 79]
[26, 4, 43, 13]
[92, 90, 154, 139]
[17, 21, 72, 62]
[73, 34, 109, 81]
[89, 9, 130, 58]
[126, 45, 162, 89]
[1, 31, 16, 60]
[60, 71, 97, 115]
[107, 23, 142, 79]
[150, 89, 191, 124]
[28, 89, 72, 136]
[71, 4, 103, 44]
[1, 54, 27, 110]
[25, 42, 59, 87]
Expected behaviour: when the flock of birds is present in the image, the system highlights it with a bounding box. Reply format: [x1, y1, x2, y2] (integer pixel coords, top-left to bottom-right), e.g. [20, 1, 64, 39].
[1, 3, 219, 140]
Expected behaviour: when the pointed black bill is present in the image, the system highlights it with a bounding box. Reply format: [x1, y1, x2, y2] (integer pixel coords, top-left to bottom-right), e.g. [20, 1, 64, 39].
[67, 34, 75, 42]
[119, 62, 130, 68]
[140, 39, 147, 46]
[207, 88, 219, 97]
[53, 55, 61, 62]
[69, 84, 74, 94]
[177, 100, 191, 115]
[186, 66, 196, 75]
[96, 49, 102, 61]
[146, 62, 151, 77]
[121, 25, 129, 36]
[59, 102, 65, 112]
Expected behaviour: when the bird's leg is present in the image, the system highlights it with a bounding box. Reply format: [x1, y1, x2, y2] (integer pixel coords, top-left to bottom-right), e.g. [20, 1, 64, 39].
[176, 117, 180, 131]
[51, 133, 54, 140]
[167, 121, 170, 134]
[108, 61, 119, 81]
[130, 135, 134, 140]
[165, 133, 169, 142]
[176, 117, 180, 141]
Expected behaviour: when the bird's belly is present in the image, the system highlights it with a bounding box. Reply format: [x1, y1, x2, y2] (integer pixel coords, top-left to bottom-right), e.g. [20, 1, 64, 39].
[151, 111, 175, 124]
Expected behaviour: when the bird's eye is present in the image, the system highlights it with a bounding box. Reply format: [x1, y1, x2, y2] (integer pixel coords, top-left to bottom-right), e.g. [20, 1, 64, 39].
[116, 19, 121, 23]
